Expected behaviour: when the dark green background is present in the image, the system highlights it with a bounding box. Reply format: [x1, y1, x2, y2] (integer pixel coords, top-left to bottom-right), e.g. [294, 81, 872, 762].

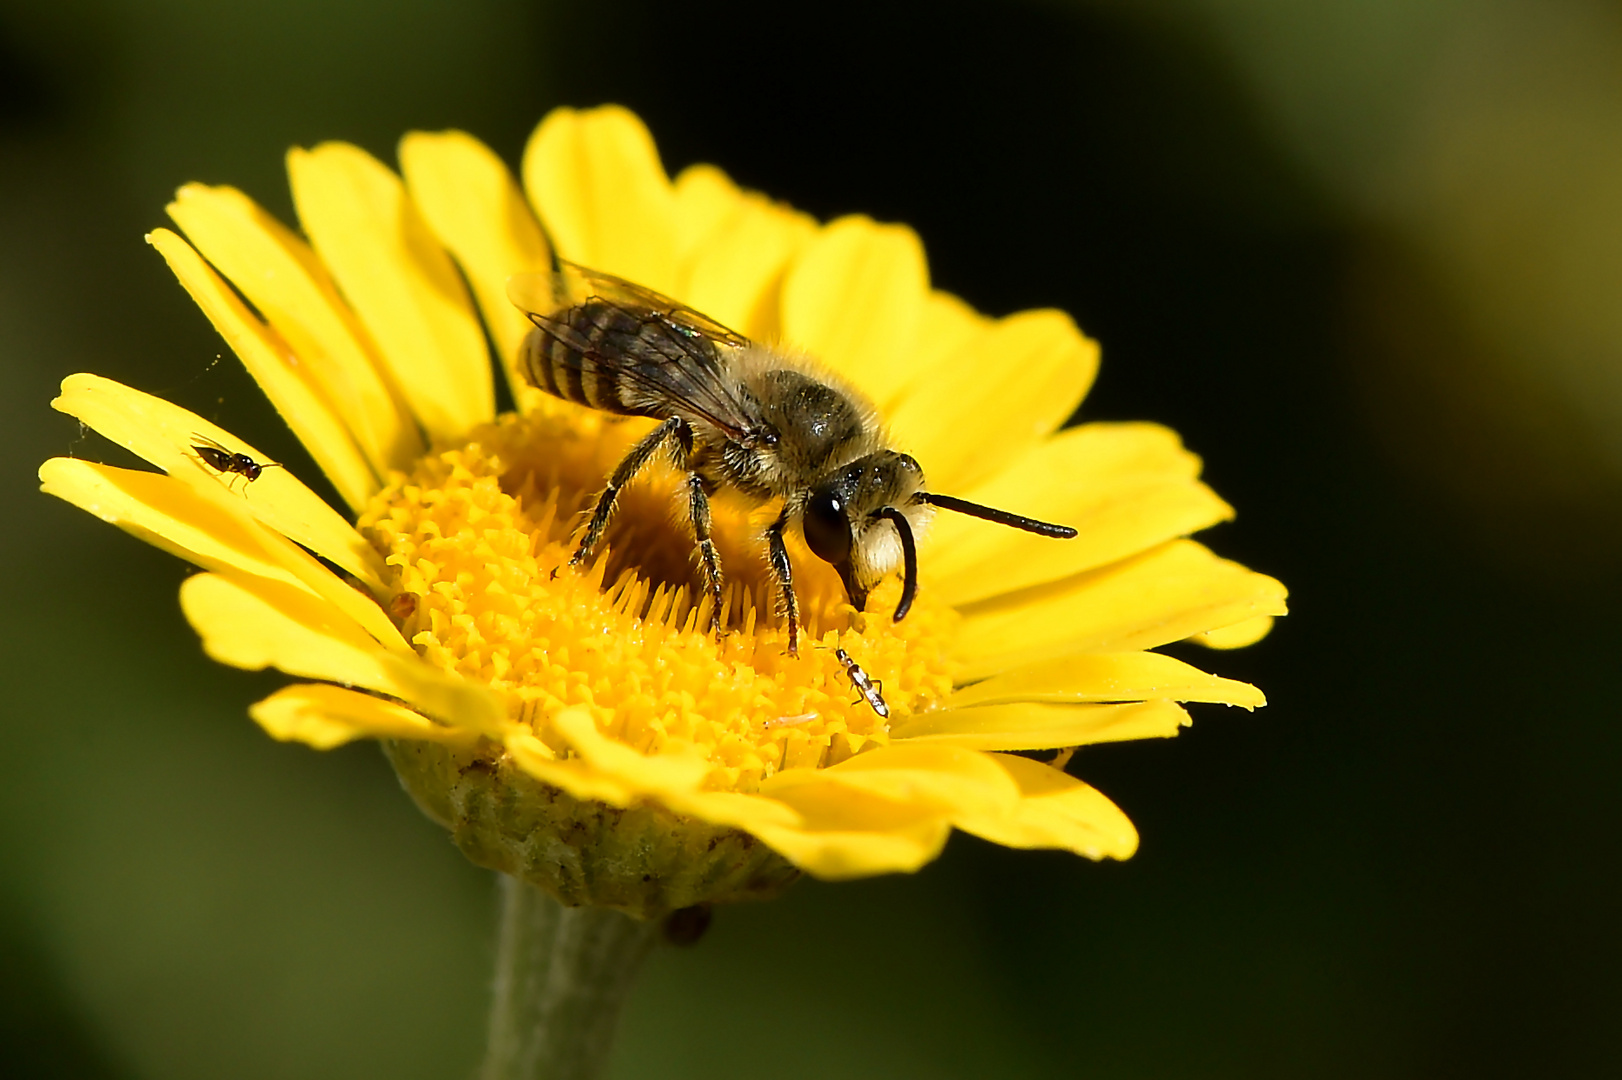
[6, 1, 1620, 1077]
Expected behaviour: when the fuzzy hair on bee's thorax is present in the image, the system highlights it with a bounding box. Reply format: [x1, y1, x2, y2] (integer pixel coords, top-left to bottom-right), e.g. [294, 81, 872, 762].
[701, 344, 883, 497]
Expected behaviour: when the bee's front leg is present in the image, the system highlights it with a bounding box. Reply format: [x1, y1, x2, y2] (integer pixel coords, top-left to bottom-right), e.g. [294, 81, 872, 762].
[764, 509, 801, 656]
[571, 416, 686, 567]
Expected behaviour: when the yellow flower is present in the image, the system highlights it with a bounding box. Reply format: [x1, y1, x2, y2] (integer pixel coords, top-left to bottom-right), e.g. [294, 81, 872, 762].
[39, 106, 1285, 918]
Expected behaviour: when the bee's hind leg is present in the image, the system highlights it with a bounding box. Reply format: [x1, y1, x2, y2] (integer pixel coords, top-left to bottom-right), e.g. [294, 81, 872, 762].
[569, 416, 686, 569]
[685, 471, 726, 635]
[764, 509, 801, 656]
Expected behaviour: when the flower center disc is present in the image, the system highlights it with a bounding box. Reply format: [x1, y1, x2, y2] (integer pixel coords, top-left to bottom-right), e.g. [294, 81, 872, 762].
[359, 406, 957, 793]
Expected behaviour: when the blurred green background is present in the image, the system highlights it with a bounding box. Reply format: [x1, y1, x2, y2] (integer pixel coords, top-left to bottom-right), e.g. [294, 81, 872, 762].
[6, 0, 1622, 1076]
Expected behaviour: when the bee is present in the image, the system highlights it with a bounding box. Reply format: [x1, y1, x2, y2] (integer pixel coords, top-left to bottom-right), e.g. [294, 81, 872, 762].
[191, 434, 279, 486]
[835, 647, 889, 719]
[513, 262, 1077, 655]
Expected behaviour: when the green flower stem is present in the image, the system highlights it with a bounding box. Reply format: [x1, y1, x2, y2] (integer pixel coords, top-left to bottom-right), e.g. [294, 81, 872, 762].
[482, 875, 661, 1080]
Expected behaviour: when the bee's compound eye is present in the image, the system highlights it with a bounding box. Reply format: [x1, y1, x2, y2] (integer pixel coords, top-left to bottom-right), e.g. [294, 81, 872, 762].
[803, 491, 852, 566]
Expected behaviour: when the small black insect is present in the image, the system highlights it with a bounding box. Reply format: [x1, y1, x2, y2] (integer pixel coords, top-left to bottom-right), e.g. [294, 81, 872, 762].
[836, 647, 890, 719]
[192, 434, 279, 485]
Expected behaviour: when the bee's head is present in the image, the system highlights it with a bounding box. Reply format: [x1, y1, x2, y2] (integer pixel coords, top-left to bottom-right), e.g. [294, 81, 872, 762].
[802, 451, 932, 621]
[802, 453, 1082, 624]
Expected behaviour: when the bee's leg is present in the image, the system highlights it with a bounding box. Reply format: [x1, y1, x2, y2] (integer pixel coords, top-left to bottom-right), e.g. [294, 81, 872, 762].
[764, 508, 801, 656]
[571, 416, 686, 567]
[684, 472, 726, 634]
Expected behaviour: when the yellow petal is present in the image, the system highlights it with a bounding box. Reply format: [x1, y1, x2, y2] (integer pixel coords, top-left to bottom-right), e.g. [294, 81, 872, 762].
[504, 723, 807, 834]
[677, 189, 817, 342]
[522, 106, 679, 293]
[953, 754, 1138, 860]
[398, 130, 553, 410]
[925, 422, 1226, 605]
[504, 730, 640, 807]
[932, 479, 1233, 607]
[665, 789, 804, 833]
[40, 459, 326, 596]
[745, 781, 953, 879]
[949, 651, 1265, 710]
[927, 421, 1206, 558]
[671, 164, 746, 262]
[889, 308, 1098, 492]
[550, 705, 714, 798]
[889, 699, 1190, 750]
[528, 718, 976, 880]
[551, 718, 808, 833]
[954, 540, 1289, 679]
[927, 423, 1200, 525]
[147, 229, 379, 512]
[779, 215, 929, 406]
[763, 742, 1021, 819]
[50, 373, 390, 597]
[180, 572, 506, 736]
[1190, 614, 1277, 649]
[164, 188, 422, 478]
[909, 290, 992, 394]
[288, 142, 493, 442]
[250, 683, 472, 749]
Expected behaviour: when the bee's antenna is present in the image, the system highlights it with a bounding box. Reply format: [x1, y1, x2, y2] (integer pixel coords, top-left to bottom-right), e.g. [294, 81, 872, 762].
[919, 493, 1078, 539]
[875, 507, 919, 621]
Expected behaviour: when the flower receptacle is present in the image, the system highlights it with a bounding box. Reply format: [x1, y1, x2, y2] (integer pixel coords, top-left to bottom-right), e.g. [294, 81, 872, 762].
[385, 738, 801, 920]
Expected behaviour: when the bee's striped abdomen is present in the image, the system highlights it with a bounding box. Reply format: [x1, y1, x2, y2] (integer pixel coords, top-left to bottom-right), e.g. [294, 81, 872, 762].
[521, 301, 654, 417]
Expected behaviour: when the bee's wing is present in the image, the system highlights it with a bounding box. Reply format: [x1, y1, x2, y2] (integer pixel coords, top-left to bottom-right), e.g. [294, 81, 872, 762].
[513, 263, 761, 440]
[556, 261, 752, 347]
